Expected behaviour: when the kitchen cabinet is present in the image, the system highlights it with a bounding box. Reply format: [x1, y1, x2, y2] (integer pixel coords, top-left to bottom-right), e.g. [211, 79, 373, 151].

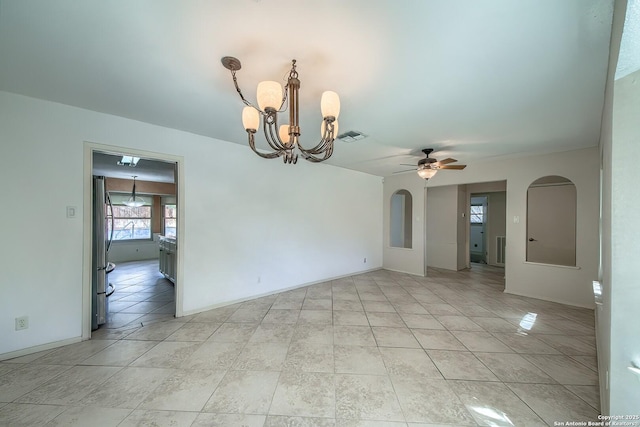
[159, 236, 177, 283]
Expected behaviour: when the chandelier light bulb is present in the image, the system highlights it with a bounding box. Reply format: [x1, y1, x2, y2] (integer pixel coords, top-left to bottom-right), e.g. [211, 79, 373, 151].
[279, 125, 290, 143]
[242, 106, 260, 131]
[257, 81, 282, 111]
[321, 91, 340, 119]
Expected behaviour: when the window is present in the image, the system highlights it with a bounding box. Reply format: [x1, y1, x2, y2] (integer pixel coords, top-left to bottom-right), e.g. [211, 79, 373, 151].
[164, 204, 177, 238]
[470, 205, 484, 224]
[108, 204, 152, 241]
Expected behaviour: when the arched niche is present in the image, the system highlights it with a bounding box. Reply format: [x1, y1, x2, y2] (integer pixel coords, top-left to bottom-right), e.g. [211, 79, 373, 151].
[390, 189, 413, 249]
[526, 175, 576, 266]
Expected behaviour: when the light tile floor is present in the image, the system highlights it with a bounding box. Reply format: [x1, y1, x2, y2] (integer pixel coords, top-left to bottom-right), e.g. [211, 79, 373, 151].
[0, 264, 600, 426]
[104, 260, 176, 329]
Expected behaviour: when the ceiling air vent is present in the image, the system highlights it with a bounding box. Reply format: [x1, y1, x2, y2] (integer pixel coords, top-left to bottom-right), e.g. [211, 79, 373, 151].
[337, 130, 367, 143]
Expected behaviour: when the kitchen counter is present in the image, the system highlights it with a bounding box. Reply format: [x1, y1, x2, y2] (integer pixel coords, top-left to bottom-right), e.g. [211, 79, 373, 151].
[159, 236, 177, 283]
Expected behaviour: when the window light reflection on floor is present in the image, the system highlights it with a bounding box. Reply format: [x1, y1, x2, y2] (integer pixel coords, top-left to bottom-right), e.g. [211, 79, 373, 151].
[516, 312, 538, 335]
[467, 403, 515, 426]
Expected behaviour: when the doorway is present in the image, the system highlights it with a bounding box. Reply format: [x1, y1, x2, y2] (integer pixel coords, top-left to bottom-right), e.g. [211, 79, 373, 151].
[469, 195, 488, 263]
[83, 143, 183, 339]
[466, 181, 507, 268]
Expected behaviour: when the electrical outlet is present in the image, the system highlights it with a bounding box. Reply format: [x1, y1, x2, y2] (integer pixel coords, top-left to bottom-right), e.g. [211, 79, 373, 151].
[15, 316, 29, 331]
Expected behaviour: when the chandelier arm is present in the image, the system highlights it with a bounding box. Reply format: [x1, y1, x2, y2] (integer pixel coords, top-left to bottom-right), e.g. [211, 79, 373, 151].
[263, 112, 289, 151]
[230, 69, 262, 111]
[247, 131, 282, 159]
[299, 147, 330, 159]
[299, 146, 334, 162]
[297, 120, 335, 154]
[298, 140, 334, 160]
[298, 142, 327, 156]
[277, 85, 289, 113]
[263, 122, 283, 152]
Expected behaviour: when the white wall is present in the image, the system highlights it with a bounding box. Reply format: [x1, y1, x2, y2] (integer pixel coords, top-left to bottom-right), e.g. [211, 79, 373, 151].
[606, 68, 640, 415]
[486, 192, 506, 266]
[382, 173, 426, 275]
[0, 91, 383, 356]
[456, 185, 467, 270]
[108, 234, 161, 263]
[425, 185, 461, 271]
[596, 0, 627, 415]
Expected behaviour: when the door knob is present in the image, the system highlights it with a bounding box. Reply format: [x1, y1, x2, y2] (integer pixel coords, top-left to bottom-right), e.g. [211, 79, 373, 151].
[528, 238, 537, 242]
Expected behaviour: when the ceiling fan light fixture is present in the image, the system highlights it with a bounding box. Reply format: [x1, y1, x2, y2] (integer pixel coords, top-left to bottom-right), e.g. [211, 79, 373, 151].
[417, 165, 437, 180]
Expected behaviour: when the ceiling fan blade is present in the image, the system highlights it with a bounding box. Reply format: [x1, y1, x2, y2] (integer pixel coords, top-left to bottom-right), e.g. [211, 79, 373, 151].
[438, 164, 466, 170]
[435, 158, 457, 165]
[392, 169, 415, 174]
[399, 163, 416, 166]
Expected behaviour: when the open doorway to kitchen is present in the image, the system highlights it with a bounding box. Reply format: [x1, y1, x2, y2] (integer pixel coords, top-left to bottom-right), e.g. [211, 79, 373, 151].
[84, 144, 183, 338]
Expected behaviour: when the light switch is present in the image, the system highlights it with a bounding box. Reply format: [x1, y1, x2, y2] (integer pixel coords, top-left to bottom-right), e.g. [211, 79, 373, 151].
[66, 206, 77, 218]
[513, 216, 520, 224]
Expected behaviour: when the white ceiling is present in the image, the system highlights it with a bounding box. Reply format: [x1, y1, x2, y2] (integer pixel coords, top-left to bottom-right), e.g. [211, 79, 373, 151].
[0, 0, 614, 177]
[617, 0, 640, 79]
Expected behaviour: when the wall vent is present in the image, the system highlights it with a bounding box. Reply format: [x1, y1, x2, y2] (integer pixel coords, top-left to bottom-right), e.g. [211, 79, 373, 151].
[337, 130, 367, 143]
[496, 236, 506, 265]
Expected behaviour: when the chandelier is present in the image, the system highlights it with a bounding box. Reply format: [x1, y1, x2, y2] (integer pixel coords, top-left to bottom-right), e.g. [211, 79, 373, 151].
[123, 176, 145, 207]
[221, 56, 340, 164]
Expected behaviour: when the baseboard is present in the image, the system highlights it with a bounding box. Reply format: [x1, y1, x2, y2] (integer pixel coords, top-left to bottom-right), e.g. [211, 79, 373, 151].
[0, 336, 83, 362]
[381, 267, 426, 277]
[182, 266, 382, 317]
[503, 289, 596, 309]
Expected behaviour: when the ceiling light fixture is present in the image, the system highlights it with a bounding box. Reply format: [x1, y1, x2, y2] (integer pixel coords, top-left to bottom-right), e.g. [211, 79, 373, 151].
[417, 165, 438, 180]
[221, 56, 340, 164]
[117, 156, 140, 167]
[123, 176, 145, 207]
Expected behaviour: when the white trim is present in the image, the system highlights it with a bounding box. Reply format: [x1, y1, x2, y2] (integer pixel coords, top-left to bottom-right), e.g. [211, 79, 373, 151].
[182, 267, 383, 316]
[83, 141, 186, 339]
[0, 337, 82, 362]
[504, 288, 595, 309]
[386, 246, 414, 251]
[382, 267, 427, 277]
[523, 261, 581, 270]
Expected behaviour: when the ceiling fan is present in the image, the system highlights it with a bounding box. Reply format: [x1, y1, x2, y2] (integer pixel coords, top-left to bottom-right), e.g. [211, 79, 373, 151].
[394, 148, 466, 180]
